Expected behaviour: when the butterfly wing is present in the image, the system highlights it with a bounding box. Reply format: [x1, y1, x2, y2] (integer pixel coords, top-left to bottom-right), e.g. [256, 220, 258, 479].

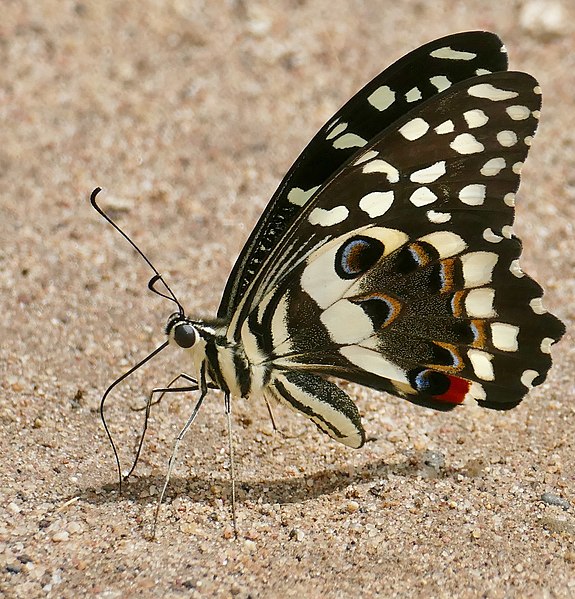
[231, 71, 564, 446]
[218, 31, 509, 318]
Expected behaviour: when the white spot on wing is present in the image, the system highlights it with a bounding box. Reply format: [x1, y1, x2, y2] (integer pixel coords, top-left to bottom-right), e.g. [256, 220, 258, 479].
[504, 193, 515, 206]
[301, 243, 355, 309]
[430, 46, 476, 60]
[435, 120, 455, 135]
[359, 191, 394, 218]
[353, 150, 379, 166]
[481, 157, 506, 176]
[399, 118, 429, 141]
[465, 288, 496, 318]
[333, 133, 368, 149]
[270, 294, 291, 350]
[368, 85, 396, 111]
[468, 84, 519, 101]
[326, 122, 347, 140]
[410, 161, 446, 184]
[463, 109, 489, 129]
[529, 297, 546, 315]
[540, 337, 553, 354]
[340, 345, 409, 384]
[325, 117, 340, 133]
[405, 87, 422, 102]
[287, 185, 320, 206]
[420, 231, 466, 257]
[461, 251, 498, 287]
[506, 105, 530, 120]
[483, 228, 503, 243]
[468, 349, 495, 381]
[469, 381, 487, 401]
[459, 184, 486, 206]
[521, 369, 538, 388]
[363, 159, 400, 183]
[427, 210, 451, 224]
[512, 162, 523, 174]
[491, 322, 519, 352]
[497, 130, 518, 147]
[409, 187, 437, 207]
[308, 206, 349, 227]
[510, 259, 524, 278]
[450, 133, 484, 155]
[430, 75, 451, 92]
[321, 301, 374, 344]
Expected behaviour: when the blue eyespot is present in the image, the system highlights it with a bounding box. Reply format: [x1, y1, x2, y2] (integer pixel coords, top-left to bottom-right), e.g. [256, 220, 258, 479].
[408, 368, 451, 396]
[335, 235, 384, 280]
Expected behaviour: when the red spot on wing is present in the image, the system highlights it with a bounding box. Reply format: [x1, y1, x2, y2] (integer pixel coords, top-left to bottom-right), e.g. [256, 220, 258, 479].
[433, 375, 470, 404]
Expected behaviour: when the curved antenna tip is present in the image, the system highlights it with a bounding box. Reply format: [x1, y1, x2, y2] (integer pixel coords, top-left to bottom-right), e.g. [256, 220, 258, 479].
[90, 187, 103, 207]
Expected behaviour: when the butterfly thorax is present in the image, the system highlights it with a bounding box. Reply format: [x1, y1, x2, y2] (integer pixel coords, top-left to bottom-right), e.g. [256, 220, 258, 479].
[166, 314, 268, 399]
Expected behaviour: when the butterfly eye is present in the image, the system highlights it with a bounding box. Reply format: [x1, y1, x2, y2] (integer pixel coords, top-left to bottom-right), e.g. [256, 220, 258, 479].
[173, 323, 197, 348]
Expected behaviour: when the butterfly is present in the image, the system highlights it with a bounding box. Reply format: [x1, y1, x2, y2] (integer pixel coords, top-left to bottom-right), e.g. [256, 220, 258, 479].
[93, 31, 564, 525]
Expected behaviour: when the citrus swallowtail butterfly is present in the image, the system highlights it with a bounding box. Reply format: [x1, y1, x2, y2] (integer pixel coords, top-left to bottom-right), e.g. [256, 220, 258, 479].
[94, 31, 564, 508]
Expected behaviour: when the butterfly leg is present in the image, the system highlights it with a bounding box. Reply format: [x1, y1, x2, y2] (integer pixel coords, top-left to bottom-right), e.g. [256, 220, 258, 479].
[129, 372, 199, 412]
[224, 392, 238, 538]
[152, 362, 209, 539]
[125, 373, 200, 481]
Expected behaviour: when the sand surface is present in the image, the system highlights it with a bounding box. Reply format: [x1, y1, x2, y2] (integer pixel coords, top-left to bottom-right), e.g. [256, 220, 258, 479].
[2, 1, 574, 597]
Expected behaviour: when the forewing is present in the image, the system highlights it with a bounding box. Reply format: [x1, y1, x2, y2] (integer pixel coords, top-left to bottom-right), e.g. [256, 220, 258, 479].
[218, 31, 508, 317]
[237, 71, 564, 410]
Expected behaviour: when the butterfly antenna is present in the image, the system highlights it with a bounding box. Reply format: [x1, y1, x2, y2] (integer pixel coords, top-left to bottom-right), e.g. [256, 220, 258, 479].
[99, 341, 170, 493]
[90, 187, 184, 315]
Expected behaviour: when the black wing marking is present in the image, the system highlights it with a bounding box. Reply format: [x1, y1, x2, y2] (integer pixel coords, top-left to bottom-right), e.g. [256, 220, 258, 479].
[218, 31, 509, 318]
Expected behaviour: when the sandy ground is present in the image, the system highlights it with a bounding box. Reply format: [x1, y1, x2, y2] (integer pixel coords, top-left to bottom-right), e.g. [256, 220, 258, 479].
[1, 1, 575, 597]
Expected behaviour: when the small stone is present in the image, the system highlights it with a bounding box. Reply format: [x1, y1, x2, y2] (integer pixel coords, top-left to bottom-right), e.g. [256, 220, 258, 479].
[541, 492, 570, 510]
[289, 528, 305, 541]
[423, 450, 445, 470]
[52, 531, 69, 542]
[464, 458, 486, 477]
[515, 563, 524, 573]
[7, 502, 21, 514]
[67, 522, 83, 535]
[471, 528, 481, 539]
[6, 563, 21, 574]
[388, 430, 404, 443]
[346, 500, 360, 514]
[412, 435, 429, 451]
[540, 515, 575, 534]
